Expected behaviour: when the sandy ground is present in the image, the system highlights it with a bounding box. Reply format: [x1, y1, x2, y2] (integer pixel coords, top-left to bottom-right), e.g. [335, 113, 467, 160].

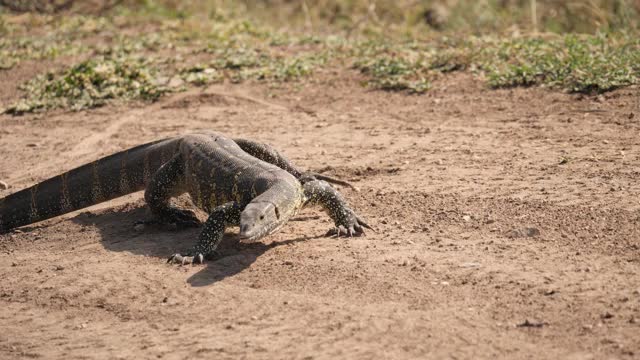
[0, 67, 639, 359]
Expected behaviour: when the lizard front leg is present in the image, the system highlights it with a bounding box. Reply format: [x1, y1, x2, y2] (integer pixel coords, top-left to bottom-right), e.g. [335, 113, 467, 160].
[303, 180, 371, 236]
[168, 202, 241, 265]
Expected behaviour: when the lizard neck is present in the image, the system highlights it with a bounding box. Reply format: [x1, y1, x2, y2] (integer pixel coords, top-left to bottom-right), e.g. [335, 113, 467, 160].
[259, 179, 304, 219]
[246, 179, 304, 240]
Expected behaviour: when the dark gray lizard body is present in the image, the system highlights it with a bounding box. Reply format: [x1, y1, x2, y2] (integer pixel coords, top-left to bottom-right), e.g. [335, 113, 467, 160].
[0, 131, 369, 264]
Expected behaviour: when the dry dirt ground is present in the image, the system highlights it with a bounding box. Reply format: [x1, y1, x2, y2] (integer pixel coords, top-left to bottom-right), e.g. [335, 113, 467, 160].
[1, 66, 639, 359]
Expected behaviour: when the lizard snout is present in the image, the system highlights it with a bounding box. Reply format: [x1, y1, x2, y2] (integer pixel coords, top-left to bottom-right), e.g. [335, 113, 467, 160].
[239, 223, 252, 239]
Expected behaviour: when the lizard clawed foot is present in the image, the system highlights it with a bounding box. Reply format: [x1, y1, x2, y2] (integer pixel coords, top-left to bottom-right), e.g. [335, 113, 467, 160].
[326, 209, 373, 238]
[167, 252, 205, 265]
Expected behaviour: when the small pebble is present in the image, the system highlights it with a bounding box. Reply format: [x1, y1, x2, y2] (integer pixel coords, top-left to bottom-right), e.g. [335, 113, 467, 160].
[460, 262, 481, 268]
[0, 180, 9, 190]
[509, 227, 540, 238]
[55, 265, 64, 271]
[601, 312, 614, 319]
[134, 223, 145, 232]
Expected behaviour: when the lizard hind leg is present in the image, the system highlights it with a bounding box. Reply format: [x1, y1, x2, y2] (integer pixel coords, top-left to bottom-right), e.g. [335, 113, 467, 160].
[144, 155, 202, 229]
[168, 202, 241, 265]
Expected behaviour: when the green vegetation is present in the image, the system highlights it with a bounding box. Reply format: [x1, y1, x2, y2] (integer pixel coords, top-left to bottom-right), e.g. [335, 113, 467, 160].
[351, 34, 640, 93]
[6, 55, 172, 114]
[481, 34, 640, 92]
[0, 0, 638, 114]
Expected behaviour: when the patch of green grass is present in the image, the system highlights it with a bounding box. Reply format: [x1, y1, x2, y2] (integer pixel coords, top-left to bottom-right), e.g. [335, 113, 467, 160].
[354, 56, 430, 93]
[5, 54, 172, 114]
[179, 64, 222, 86]
[202, 38, 331, 83]
[0, 37, 85, 69]
[251, 52, 329, 82]
[351, 39, 473, 93]
[350, 34, 639, 94]
[0, 14, 113, 70]
[480, 34, 640, 93]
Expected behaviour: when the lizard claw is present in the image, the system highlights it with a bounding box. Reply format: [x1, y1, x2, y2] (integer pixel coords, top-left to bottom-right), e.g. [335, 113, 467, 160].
[327, 209, 372, 238]
[167, 252, 205, 265]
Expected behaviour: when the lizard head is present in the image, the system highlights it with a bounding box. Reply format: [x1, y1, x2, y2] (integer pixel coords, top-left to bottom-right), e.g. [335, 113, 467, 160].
[239, 201, 285, 242]
[238, 181, 303, 242]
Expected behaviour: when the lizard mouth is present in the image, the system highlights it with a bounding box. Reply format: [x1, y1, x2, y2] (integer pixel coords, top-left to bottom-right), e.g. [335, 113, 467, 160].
[238, 232, 256, 241]
[238, 221, 285, 242]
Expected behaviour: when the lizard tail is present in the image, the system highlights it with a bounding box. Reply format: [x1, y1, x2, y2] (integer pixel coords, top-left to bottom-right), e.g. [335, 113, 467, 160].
[0, 138, 180, 233]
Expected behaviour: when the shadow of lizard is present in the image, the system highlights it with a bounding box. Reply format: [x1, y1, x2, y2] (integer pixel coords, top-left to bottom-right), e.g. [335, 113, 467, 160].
[70, 202, 320, 287]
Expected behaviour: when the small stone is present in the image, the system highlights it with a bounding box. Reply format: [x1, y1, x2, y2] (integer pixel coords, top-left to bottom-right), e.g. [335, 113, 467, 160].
[154, 76, 169, 85]
[134, 223, 145, 232]
[55, 265, 64, 271]
[162, 297, 169, 303]
[0, 181, 9, 190]
[601, 312, 614, 319]
[440, 281, 450, 286]
[460, 262, 481, 268]
[516, 319, 546, 328]
[508, 227, 540, 238]
[462, 215, 472, 222]
[283, 260, 293, 266]
[168, 76, 185, 88]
